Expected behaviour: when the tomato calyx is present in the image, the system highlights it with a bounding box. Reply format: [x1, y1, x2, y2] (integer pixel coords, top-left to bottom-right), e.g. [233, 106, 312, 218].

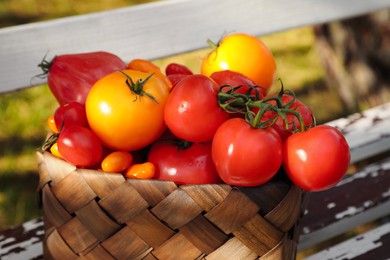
[156, 137, 194, 151]
[217, 82, 316, 132]
[36, 54, 54, 78]
[41, 132, 59, 151]
[119, 71, 159, 104]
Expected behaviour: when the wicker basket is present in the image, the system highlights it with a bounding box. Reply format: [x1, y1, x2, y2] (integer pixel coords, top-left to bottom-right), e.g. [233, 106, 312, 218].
[37, 150, 307, 259]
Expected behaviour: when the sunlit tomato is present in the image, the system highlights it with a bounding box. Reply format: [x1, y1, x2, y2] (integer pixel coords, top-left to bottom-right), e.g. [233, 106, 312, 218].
[86, 69, 170, 151]
[165, 63, 193, 76]
[164, 74, 230, 143]
[212, 118, 282, 186]
[201, 33, 276, 92]
[101, 151, 133, 173]
[57, 125, 103, 167]
[54, 102, 88, 130]
[261, 94, 315, 140]
[128, 59, 172, 91]
[50, 142, 63, 159]
[47, 115, 58, 133]
[125, 162, 155, 179]
[148, 140, 221, 185]
[283, 125, 350, 191]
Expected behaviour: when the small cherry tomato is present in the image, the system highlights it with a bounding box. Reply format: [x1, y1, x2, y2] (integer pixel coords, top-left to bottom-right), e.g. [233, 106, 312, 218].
[212, 118, 282, 186]
[101, 151, 133, 173]
[57, 125, 103, 167]
[164, 74, 230, 143]
[201, 33, 276, 93]
[50, 142, 64, 159]
[165, 63, 193, 76]
[54, 102, 88, 130]
[283, 125, 350, 191]
[125, 162, 155, 179]
[47, 115, 59, 133]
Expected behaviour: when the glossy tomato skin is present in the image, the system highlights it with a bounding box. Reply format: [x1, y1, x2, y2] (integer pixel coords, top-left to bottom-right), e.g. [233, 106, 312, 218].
[165, 63, 193, 76]
[86, 70, 170, 151]
[283, 125, 350, 191]
[57, 125, 103, 167]
[212, 118, 283, 186]
[54, 102, 89, 130]
[148, 141, 221, 184]
[210, 70, 265, 97]
[164, 74, 230, 143]
[47, 51, 127, 105]
[261, 95, 315, 141]
[201, 33, 276, 93]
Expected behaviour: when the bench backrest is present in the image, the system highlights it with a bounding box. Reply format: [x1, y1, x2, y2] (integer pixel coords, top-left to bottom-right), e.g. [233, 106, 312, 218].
[1, 0, 389, 94]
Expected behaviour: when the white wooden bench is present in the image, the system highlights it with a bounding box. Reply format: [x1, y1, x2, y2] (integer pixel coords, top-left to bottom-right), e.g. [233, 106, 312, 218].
[1, 0, 390, 259]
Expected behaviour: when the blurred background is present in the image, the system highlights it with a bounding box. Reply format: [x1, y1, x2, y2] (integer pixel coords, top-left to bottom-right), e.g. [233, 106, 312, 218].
[0, 0, 389, 243]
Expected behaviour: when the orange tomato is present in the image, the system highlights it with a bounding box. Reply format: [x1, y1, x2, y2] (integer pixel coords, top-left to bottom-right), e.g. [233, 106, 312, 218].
[50, 142, 64, 159]
[47, 115, 59, 133]
[128, 59, 172, 91]
[85, 69, 170, 151]
[101, 151, 133, 173]
[125, 162, 155, 179]
[201, 33, 276, 93]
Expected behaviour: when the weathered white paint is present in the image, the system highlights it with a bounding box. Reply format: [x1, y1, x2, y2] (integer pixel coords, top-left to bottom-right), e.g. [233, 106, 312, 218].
[305, 222, 390, 260]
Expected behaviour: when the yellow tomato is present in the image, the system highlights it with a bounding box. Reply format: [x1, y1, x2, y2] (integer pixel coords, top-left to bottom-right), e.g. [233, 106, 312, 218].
[101, 151, 133, 173]
[125, 162, 155, 179]
[50, 142, 64, 159]
[47, 115, 59, 133]
[85, 69, 169, 151]
[201, 33, 276, 93]
[128, 58, 172, 91]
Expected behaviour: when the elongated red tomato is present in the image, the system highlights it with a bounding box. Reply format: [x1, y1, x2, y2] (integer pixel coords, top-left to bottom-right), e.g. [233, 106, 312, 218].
[212, 118, 282, 186]
[164, 74, 230, 143]
[283, 125, 350, 191]
[42, 51, 127, 105]
[148, 140, 221, 184]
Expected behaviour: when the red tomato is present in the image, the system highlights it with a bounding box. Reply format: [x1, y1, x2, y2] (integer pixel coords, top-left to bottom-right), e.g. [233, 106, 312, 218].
[210, 70, 264, 97]
[41, 51, 127, 105]
[212, 118, 282, 186]
[148, 140, 221, 184]
[283, 125, 350, 191]
[54, 102, 88, 130]
[167, 74, 189, 88]
[165, 63, 193, 76]
[164, 74, 230, 143]
[57, 125, 103, 167]
[261, 94, 315, 140]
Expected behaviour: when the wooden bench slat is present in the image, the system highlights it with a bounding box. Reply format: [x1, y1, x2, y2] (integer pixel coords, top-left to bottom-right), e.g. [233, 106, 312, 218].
[304, 221, 390, 260]
[326, 102, 390, 163]
[299, 156, 390, 250]
[1, 0, 389, 94]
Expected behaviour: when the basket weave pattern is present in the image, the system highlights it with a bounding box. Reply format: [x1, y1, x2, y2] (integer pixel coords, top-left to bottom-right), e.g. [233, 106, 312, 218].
[37, 151, 305, 259]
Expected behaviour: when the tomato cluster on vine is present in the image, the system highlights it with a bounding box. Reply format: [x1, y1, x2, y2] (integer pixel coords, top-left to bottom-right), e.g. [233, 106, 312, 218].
[41, 33, 350, 192]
